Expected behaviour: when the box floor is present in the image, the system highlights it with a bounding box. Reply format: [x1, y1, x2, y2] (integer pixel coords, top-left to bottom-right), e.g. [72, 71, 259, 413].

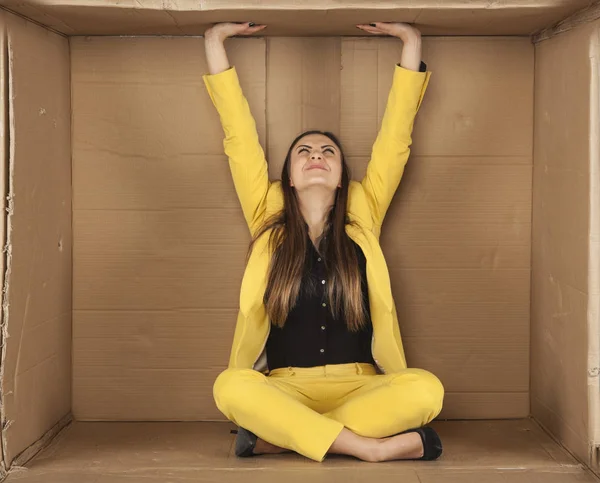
[3, 420, 598, 482]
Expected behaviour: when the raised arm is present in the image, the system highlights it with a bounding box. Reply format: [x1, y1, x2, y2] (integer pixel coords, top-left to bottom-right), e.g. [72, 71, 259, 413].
[203, 22, 270, 236]
[355, 23, 430, 230]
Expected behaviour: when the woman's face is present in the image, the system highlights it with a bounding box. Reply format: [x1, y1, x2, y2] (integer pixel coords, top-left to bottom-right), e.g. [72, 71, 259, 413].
[288, 133, 343, 192]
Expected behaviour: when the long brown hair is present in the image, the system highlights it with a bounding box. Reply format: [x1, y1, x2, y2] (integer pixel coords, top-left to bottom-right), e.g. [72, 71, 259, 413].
[249, 130, 367, 332]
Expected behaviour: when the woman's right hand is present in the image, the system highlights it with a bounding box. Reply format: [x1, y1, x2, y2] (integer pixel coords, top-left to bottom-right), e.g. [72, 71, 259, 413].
[204, 22, 267, 75]
[205, 22, 267, 43]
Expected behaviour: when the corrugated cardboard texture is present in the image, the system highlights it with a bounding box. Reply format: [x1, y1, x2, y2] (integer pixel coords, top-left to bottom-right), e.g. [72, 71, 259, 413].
[590, 25, 600, 467]
[0, 10, 71, 467]
[3, 420, 599, 483]
[266, 38, 341, 178]
[72, 36, 533, 421]
[71, 36, 263, 420]
[0, 12, 7, 482]
[532, 19, 596, 466]
[534, 1, 600, 43]
[0, 0, 593, 36]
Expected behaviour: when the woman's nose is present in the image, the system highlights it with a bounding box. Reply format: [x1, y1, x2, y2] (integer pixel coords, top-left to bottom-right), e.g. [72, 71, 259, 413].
[311, 152, 322, 160]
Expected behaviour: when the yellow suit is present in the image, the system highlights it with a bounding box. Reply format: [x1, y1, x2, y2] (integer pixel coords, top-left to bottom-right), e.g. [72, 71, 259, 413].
[203, 63, 443, 462]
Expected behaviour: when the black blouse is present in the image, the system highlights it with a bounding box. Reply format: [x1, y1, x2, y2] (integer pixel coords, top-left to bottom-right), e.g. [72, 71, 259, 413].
[265, 235, 375, 371]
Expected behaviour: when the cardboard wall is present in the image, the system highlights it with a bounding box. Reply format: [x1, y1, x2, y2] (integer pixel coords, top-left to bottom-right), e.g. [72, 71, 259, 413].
[532, 19, 599, 466]
[71, 37, 262, 420]
[591, 24, 600, 470]
[0, 13, 7, 482]
[0, 11, 71, 466]
[72, 35, 534, 421]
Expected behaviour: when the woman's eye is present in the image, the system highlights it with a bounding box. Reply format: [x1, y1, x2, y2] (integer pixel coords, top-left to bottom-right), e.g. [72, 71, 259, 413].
[298, 148, 308, 154]
[324, 149, 334, 154]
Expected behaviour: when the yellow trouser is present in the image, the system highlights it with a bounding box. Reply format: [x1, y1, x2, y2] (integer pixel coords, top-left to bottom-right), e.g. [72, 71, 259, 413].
[213, 362, 444, 462]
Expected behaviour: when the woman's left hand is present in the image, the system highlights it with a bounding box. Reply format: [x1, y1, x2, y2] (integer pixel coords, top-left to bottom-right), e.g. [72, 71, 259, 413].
[356, 22, 422, 72]
[356, 22, 421, 43]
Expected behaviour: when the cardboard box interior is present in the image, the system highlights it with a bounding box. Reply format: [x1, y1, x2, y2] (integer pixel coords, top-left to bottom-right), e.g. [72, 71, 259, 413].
[0, 0, 595, 36]
[0, 1, 599, 482]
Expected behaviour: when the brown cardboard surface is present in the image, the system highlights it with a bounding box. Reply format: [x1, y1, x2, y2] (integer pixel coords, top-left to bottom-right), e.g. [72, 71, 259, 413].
[4, 471, 599, 483]
[534, 1, 600, 43]
[0, 0, 593, 36]
[3, 419, 584, 472]
[71, 36, 533, 421]
[532, 17, 596, 466]
[73, 310, 237, 420]
[71, 36, 265, 420]
[440, 393, 529, 419]
[266, 37, 341, 178]
[412, 38, 535, 157]
[0, 10, 71, 467]
[10, 414, 71, 469]
[0, 11, 7, 481]
[3, 420, 599, 482]
[590, 25, 600, 469]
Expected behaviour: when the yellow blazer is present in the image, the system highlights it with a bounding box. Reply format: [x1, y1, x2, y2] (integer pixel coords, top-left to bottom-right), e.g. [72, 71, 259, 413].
[203, 63, 430, 374]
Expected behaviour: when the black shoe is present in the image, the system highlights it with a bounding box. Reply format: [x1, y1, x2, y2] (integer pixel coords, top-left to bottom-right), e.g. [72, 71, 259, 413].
[400, 426, 443, 460]
[234, 427, 257, 457]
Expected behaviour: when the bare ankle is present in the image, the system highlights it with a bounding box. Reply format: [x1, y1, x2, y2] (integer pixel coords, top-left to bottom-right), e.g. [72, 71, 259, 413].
[359, 438, 387, 463]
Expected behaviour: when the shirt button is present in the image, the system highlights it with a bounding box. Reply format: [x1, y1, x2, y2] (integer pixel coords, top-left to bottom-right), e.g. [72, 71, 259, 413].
[320, 349, 325, 353]
[321, 325, 326, 330]
[321, 280, 326, 285]
[317, 258, 322, 262]
[322, 302, 326, 307]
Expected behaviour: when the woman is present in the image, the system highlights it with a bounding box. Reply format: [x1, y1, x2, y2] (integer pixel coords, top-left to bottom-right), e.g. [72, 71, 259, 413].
[203, 21, 444, 463]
